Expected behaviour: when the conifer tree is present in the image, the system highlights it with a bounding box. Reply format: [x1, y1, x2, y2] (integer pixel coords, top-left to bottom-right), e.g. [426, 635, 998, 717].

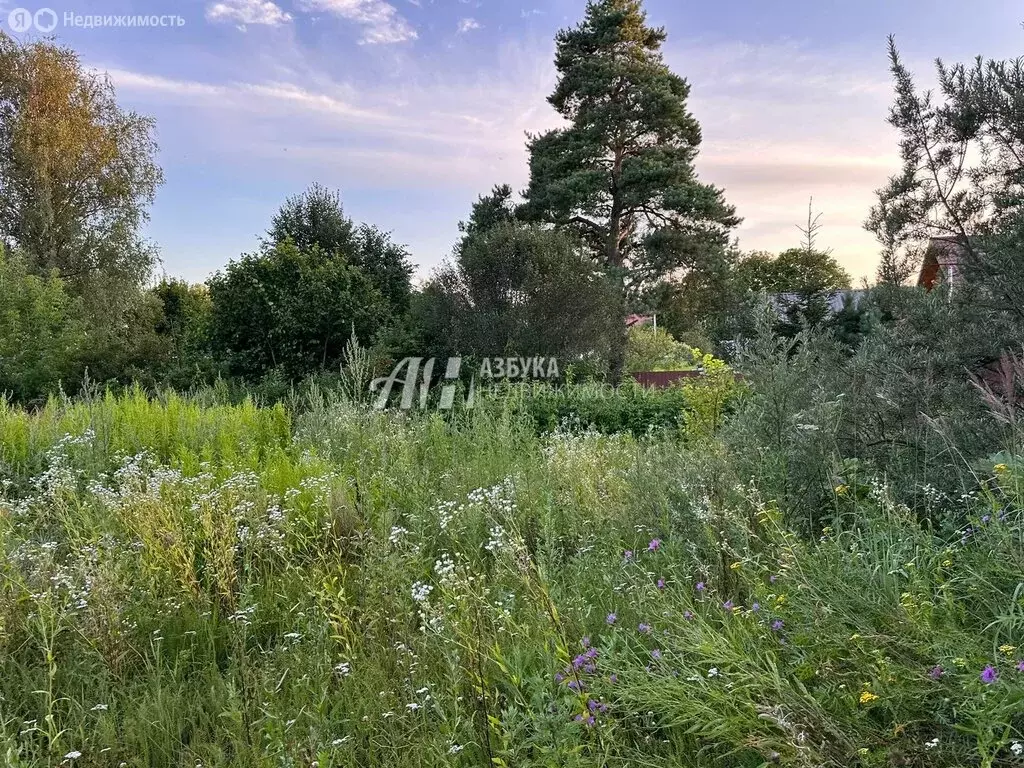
[522, 0, 739, 379]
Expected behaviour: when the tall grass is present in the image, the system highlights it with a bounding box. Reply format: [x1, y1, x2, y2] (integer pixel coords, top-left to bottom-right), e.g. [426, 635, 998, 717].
[0, 390, 1020, 767]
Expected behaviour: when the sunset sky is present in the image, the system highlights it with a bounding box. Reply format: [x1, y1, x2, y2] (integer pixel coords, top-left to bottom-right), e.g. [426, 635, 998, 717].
[3, 0, 1022, 283]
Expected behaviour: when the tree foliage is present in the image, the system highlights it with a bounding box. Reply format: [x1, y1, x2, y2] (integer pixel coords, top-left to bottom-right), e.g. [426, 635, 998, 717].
[0, 31, 162, 292]
[208, 240, 388, 381]
[417, 222, 617, 363]
[625, 324, 692, 372]
[267, 184, 414, 317]
[521, 0, 739, 378]
[0, 244, 85, 401]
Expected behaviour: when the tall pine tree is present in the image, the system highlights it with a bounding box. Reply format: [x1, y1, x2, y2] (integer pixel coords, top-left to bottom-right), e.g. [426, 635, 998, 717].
[522, 0, 739, 379]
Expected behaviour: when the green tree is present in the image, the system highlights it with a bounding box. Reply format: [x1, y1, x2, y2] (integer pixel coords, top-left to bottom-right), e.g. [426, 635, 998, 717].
[521, 0, 739, 380]
[417, 223, 617, 363]
[207, 240, 387, 381]
[149, 279, 216, 387]
[267, 184, 414, 317]
[0, 244, 85, 401]
[867, 37, 1024, 366]
[625, 324, 692, 372]
[0, 32, 162, 292]
[866, 36, 1024, 300]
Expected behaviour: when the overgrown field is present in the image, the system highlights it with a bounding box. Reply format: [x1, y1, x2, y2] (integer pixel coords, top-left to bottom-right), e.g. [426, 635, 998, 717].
[0, 389, 1022, 767]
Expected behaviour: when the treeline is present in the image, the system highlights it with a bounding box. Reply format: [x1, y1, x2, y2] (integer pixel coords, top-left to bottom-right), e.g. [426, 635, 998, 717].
[4, 1, 1024, 420]
[0, 2, 859, 404]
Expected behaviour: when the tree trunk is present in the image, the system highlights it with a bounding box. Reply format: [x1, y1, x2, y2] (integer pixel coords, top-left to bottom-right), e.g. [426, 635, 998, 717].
[606, 146, 626, 384]
[607, 272, 628, 385]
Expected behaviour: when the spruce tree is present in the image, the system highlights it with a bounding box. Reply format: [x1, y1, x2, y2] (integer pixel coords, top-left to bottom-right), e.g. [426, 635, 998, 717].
[522, 0, 739, 379]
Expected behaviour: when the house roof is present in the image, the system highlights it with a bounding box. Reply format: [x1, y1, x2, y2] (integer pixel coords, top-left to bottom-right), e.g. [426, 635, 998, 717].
[626, 314, 654, 328]
[918, 237, 967, 290]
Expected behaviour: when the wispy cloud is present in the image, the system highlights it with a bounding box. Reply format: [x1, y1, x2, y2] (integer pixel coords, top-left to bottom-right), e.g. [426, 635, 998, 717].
[457, 18, 481, 34]
[205, 0, 293, 27]
[110, 36, 900, 279]
[297, 0, 417, 44]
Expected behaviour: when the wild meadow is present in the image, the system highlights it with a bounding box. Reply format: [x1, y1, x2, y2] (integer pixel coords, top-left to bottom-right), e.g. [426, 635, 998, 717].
[0, 364, 1021, 768]
[4, 2, 1024, 765]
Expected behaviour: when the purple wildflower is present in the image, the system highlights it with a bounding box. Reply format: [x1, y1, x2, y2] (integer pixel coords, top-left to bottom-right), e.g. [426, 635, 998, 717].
[606, 612, 617, 625]
[638, 622, 651, 634]
[567, 680, 582, 692]
[751, 602, 760, 612]
[657, 578, 666, 590]
[769, 574, 778, 584]
[586, 715, 595, 726]
[583, 663, 596, 674]
[573, 655, 586, 670]
[981, 665, 998, 684]
[695, 581, 706, 593]
[574, 714, 583, 722]
[683, 610, 694, 620]
[982, 514, 991, 524]
[651, 649, 662, 660]
[623, 550, 633, 561]
[555, 672, 565, 683]
[722, 600, 734, 612]
[771, 619, 784, 632]
[929, 666, 943, 680]
[587, 699, 599, 713]
[1017, 660, 1024, 673]
[648, 538, 661, 552]
[609, 674, 618, 684]
[581, 636, 591, 649]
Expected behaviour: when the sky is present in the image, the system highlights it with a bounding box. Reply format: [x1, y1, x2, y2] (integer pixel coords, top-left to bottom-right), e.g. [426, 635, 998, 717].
[2, 0, 1022, 285]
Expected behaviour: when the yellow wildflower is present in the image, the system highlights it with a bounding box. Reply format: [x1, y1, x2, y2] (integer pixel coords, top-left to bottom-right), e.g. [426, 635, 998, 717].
[729, 561, 742, 571]
[850, 633, 862, 641]
[999, 644, 1016, 655]
[941, 559, 953, 567]
[995, 463, 1008, 473]
[835, 484, 849, 496]
[859, 691, 879, 704]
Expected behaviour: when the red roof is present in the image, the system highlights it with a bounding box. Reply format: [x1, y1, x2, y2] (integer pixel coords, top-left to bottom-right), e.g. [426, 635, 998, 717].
[626, 314, 654, 328]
